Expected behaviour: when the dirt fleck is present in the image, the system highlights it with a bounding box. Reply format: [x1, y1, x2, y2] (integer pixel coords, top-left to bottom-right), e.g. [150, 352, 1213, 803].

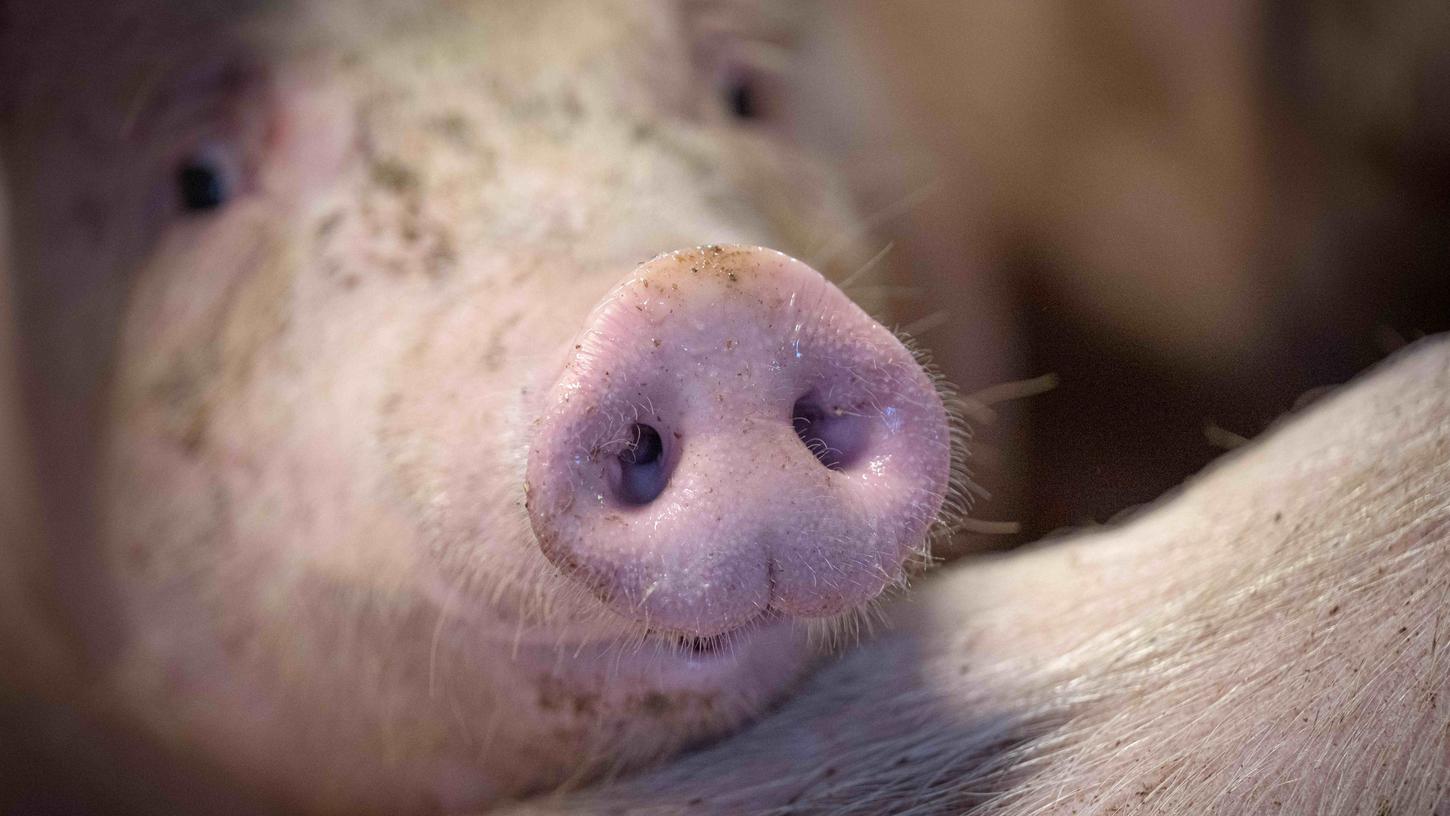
[571, 694, 598, 717]
[481, 313, 523, 372]
[425, 232, 457, 278]
[400, 220, 420, 244]
[370, 156, 420, 194]
[429, 110, 475, 147]
[641, 692, 671, 717]
[314, 210, 344, 241]
[559, 89, 584, 122]
[149, 350, 217, 455]
[630, 121, 656, 143]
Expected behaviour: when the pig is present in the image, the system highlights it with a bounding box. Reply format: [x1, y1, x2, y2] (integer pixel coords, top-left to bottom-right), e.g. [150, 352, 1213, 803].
[0, 1, 966, 813]
[4, 3, 1447, 816]
[505, 335, 1450, 815]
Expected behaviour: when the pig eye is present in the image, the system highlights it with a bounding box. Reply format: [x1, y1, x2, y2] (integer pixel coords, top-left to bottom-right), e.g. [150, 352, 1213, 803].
[684, 6, 789, 125]
[175, 146, 240, 213]
[718, 63, 778, 123]
[722, 75, 759, 120]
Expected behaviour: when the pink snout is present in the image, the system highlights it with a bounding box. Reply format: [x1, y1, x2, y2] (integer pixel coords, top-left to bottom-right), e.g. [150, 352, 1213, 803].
[525, 246, 952, 637]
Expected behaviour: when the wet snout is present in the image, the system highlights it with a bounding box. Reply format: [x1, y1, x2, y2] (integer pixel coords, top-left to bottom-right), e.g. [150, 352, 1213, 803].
[525, 246, 952, 637]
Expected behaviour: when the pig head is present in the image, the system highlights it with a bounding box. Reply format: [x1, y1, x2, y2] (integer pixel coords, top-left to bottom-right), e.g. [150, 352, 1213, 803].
[0, 1, 962, 813]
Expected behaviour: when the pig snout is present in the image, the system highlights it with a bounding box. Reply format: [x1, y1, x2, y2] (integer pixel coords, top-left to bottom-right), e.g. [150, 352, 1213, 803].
[525, 245, 952, 637]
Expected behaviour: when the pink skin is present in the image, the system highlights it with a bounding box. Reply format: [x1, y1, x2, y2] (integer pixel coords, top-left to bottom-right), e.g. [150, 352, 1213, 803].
[527, 246, 951, 638]
[0, 2, 955, 812]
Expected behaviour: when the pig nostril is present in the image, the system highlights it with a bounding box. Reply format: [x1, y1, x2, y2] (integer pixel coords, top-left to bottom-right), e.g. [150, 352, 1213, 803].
[620, 423, 663, 467]
[792, 394, 869, 471]
[610, 423, 668, 506]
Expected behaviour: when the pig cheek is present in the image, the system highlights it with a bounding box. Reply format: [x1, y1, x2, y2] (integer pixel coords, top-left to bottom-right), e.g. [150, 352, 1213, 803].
[97, 225, 300, 709]
[105, 210, 378, 611]
[105, 221, 296, 551]
[376, 280, 589, 626]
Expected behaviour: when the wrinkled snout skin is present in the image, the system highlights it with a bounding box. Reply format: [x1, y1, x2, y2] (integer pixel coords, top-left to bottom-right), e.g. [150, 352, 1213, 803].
[0, 1, 955, 813]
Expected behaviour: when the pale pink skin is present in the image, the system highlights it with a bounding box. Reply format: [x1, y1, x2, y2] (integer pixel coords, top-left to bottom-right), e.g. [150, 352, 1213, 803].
[0, 1, 949, 813]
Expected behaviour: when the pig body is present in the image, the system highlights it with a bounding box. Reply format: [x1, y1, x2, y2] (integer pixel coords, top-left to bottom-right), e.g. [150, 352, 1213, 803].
[0, 1, 961, 812]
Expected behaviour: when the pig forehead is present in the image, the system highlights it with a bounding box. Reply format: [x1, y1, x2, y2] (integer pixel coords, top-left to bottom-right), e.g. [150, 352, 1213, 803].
[2, 0, 691, 91]
[2, 0, 675, 40]
[270, 0, 693, 77]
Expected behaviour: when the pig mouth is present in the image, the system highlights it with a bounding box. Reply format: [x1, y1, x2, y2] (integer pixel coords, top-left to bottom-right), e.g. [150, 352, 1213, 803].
[652, 614, 774, 658]
[518, 612, 810, 711]
[675, 634, 727, 656]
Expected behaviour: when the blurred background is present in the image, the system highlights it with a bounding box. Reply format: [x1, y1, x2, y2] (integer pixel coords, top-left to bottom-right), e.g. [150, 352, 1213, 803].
[777, 0, 1450, 552]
